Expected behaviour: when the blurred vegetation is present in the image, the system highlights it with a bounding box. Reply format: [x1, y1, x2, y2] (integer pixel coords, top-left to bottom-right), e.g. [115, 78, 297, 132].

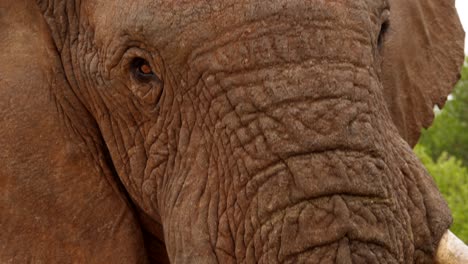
[414, 146, 468, 242]
[415, 58, 468, 243]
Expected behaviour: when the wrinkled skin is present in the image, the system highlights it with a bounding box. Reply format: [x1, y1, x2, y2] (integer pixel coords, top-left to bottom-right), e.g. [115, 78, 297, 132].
[0, 0, 465, 263]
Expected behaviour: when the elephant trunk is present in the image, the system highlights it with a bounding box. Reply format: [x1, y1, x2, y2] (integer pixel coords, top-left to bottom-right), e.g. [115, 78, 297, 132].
[161, 11, 452, 263]
[222, 97, 405, 262]
[166, 57, 446, 263]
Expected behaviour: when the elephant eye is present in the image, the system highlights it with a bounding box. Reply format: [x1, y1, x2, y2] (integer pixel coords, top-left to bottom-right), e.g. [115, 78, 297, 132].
[130, 57, 159, 83]
[378, 21, 390, 48]
[378, 9, 390, 49]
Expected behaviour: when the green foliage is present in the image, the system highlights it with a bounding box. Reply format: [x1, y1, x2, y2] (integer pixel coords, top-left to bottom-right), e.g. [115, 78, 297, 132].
[418, 58, 468, 166]
[414, 57, 468, 243]
[414, 146, 468, 243]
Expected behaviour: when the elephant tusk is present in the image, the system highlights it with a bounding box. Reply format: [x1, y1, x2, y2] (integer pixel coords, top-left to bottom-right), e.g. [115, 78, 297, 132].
[435, 230, 468, 264]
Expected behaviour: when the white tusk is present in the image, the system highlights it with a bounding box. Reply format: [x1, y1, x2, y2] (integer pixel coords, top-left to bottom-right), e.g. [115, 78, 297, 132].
[435, 230, 468, 264]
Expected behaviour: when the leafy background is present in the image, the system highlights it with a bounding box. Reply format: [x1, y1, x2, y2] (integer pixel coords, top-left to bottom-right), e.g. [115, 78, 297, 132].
[414, 58, 468, 243]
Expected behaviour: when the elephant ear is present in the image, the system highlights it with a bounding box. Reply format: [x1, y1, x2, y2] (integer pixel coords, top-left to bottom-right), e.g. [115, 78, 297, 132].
[381, 0, 465, 146]
[0, 1, 148, 262]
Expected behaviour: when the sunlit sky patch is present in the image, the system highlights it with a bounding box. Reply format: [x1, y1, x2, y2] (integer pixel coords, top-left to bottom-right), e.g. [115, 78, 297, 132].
[456, 0, 468, 52]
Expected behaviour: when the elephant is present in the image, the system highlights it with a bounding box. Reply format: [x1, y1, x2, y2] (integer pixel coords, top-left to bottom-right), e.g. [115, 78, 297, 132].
[1, 0, 468, 263]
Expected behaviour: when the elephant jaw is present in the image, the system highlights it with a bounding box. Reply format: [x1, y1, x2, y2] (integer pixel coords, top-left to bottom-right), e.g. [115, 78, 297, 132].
[436, 230, 468, 263]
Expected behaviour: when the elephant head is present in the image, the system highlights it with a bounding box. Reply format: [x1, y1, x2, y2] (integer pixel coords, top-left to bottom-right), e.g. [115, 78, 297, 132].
[1, 0, 467, 263]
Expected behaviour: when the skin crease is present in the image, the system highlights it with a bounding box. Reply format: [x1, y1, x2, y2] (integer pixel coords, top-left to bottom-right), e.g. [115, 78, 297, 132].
[0, 0, 464, 263]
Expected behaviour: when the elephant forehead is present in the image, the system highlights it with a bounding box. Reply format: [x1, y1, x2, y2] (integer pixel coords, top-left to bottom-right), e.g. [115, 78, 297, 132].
[86, 0, 385, 62]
